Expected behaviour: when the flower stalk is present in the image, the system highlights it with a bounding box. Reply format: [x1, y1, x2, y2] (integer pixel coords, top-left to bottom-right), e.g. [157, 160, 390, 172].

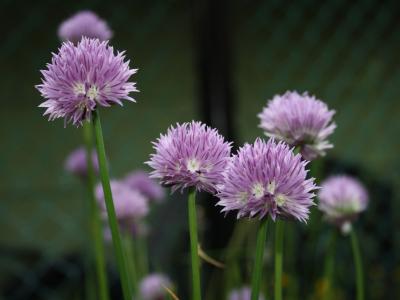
[137, 237, 149, 278]
[83, 121, 110, 300]
[251, 218, 268, 300]
[274, 220, 284, 300]
[188, 187, 201, 300]
[122, 233, 138, 296]
[323, 230, 336, 300]
[350, 227, 364, 300]
[92, 109, 132, 300]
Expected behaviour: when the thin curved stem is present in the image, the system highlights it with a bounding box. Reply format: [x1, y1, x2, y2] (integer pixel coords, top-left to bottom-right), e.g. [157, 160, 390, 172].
[274, 220, 284, 300]
[188, 187, 201, 300]
[92, 110, 132, 300]
[251, 218, 268, 300]
[83, 121, 109, 300]
[350, 228, 364, 300]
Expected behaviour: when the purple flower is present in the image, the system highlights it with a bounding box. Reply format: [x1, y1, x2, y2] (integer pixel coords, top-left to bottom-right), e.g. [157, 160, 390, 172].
[217, 138, 317, 222]
[123, 170, 164, 202]
[65, 147, 98, 178]
[139, 273, 172, 300]
[58, 10, 112, 44]
[258, 91, 336, 160]
[228, 286, 265, 300]
[318, 175, 368, 230]
[96, 180, 149, 220]
[36, 38, 137, 127]
[146, 121, 232, 193]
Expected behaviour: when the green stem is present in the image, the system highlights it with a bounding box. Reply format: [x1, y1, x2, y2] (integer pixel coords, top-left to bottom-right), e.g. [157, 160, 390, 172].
[285, 224, 298, 299]
[82, 180, 96, 300]
[83, 122, 109, 300]
[123, 234, 138, 296]
[188, 187, 201, 300]
[251, 218, 268, 300]
[92, 110, 132, 300]
[350, 228, 364, 300]
[274, 220, 284, 300]
[323, 230, 336, 300]
[137, 237, 149, 277]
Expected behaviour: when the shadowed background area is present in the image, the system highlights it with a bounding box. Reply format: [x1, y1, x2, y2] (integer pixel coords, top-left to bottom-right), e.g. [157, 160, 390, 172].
[0, 0, 399, 299]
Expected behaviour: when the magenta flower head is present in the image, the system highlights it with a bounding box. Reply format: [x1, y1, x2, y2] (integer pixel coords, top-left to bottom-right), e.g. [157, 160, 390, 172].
[36, 37, 137, 127]
[123, 170, 164, 202]
[228, 286, 265, 300]
[258, 91, 336, 160]
[58, 10, 112, 44]
[96, 180, 149, 220]
[65, 146, 98, 178]
[318, 175, 368, 232]
[217, 138, 317, 222]
[139, 273, 172, 300]
[146, 121, 232, 193]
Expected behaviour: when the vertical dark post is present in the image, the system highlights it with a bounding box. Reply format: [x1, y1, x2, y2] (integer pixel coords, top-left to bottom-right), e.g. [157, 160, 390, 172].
[192, 0, 236, 143]
[192, 1, 237, 297]
[192, 0, 236, 266]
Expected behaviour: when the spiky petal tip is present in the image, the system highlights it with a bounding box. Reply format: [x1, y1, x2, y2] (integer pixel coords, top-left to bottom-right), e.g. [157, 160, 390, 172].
[217, 138, 317, 222]
[258, 91, 336, 160]
[146, 121, 232, 194]
[36, 37, 137, 127]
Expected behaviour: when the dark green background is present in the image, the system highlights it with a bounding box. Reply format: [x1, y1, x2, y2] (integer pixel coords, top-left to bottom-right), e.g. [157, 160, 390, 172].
[0, 0, 399, 299]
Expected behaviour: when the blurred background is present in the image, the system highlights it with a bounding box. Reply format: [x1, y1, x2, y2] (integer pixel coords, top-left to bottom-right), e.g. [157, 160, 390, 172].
[0, 0, 399, 299]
